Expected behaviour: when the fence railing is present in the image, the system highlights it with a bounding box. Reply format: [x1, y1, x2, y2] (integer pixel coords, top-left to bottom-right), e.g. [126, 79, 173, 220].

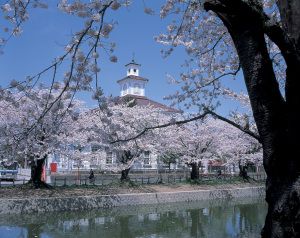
[0, 172, 266, 187]
[248, 173, 267, 181]
[50, 175, 186, 187]
[0, 178, 27, 187]
[46, 173, 267, 187]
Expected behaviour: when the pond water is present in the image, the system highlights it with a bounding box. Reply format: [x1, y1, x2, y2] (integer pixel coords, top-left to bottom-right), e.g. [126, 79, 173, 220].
[0, 198, 267, 238]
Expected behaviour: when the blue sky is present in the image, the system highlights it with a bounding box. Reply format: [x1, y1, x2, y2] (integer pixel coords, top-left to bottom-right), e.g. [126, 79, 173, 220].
[0, 1, 246, 115]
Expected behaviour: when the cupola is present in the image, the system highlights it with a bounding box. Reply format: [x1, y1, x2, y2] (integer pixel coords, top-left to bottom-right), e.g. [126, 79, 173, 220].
[117, 59, 149, 97]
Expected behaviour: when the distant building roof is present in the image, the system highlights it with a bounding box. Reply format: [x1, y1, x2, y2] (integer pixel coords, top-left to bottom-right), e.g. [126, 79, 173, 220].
[125, 59, 141, 67]
[117, 75, 149, 84]
[114, 95, 181, 113]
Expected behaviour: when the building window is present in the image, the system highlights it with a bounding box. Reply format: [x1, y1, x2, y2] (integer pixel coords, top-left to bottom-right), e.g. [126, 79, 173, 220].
[134, 84, 140, 94]
[106, 152, 113, 164]
[91, 145, 101, 152]
[144, 151, 150, 165]
[123, 84, 127, 91]
[133, 69, 137, 73]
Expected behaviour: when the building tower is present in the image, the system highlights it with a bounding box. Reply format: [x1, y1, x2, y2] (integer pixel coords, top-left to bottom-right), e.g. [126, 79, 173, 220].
[117, 59, 149, 97]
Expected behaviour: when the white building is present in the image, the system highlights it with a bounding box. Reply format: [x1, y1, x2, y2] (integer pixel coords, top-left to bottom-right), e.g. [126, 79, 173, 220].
[47, 60, 181, 172]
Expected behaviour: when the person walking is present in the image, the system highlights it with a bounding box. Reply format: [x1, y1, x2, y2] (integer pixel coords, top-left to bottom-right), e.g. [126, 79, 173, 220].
[89, 169, 95, 183]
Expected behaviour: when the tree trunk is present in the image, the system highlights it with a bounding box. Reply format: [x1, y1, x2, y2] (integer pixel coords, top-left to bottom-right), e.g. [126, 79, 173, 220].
[120, 168, 131, 181]
[204, 1, 300, 236]
[238, 160, 249, 181]
[190, 162, 199, 180]
[29, 155, 50, 188]
[119, 150, 134, 182]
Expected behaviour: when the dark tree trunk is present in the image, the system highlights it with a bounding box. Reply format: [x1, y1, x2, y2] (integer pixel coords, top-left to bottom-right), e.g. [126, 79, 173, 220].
[190, 162, 199, 180]
[119, 150, 134, 182]
[204, 0, 300, 237]
[238, 160, 249, 181]
[29, 155, 50, 189]
[120, 168, 131, 181]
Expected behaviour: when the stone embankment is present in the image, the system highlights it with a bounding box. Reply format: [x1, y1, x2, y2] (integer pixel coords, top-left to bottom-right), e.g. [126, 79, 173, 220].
[0, 186, 264, 214]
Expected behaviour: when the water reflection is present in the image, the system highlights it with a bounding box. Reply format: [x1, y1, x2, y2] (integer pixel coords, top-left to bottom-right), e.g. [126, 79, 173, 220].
[0, 198, 267, 238]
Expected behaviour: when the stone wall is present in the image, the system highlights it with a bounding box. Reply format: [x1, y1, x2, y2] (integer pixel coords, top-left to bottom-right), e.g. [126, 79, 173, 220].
[0, 186, 264, 214]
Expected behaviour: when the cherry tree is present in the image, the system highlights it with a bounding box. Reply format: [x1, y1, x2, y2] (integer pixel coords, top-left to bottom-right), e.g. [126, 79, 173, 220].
[156, 121, 213, 179]
[70, 102, 176, 181]
[208, 118, 262, 177]
[156, 0, 300, 235]
[0, 84, 83, 187]
[0, 0, 124, 127]
[158, 117, 262, 180]
[1, 0, 299, 235]
[0, 0, 126, 187]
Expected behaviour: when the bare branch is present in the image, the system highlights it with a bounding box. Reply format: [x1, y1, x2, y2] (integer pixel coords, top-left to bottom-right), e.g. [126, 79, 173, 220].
[110, 111, 210, 144]
[111, 106, 261, 144]
[206, 109, 261, 143]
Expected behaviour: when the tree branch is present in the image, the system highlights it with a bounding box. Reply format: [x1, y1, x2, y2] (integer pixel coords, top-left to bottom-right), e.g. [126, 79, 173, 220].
[110, 111, 210, 144]
[206, 109, 261, 143]
[264, 21, 299, 66]
[111, 107, 261, 144]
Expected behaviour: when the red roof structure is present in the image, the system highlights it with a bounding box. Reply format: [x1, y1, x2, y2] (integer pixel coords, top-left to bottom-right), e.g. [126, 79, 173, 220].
[115, 94, 181, 113]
